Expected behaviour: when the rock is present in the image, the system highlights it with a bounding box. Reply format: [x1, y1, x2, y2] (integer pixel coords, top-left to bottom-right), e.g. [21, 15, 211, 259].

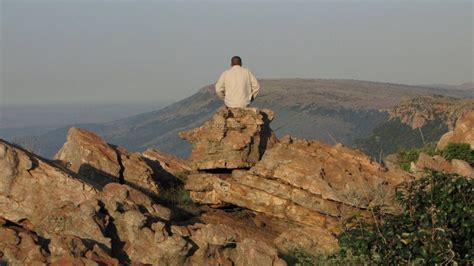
[186, 136, 410, 220]
[411, 153, 453, 174]
[451, 159, 474, 178]
[54, 127, 161, 196]
[0, 139, 98, 225]
[180, 107, 278, 170]
[274, 226, 339, 256]
[411, 153, 473, 178]
[186, 224, 287, 266]
[0, 217, 49, 265]
[229, 238, 287, 266]
[143, 148, 191, 180]
[1, 137, 290, 265]
[437, 111, 474, 150]
[97, 183, 192, 265]
[185, 135, 412, 254]
[387, 96, 474, 130]
[0, 217, 117, 265]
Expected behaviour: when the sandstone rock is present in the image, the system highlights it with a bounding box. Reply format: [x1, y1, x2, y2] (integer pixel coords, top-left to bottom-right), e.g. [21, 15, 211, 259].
[186, 172, 339, 228]
[451, 159, 474, 178]
[411, 153, 473, 178]
[48, 234, 118, 265]
[0, 218, 48, 265]
[1, 138, 289, 265]
[186, 224, 287, 266]
[274, 226, 339, 256]
[97, 183, 191, 265]
[180, 107, 278, 170]
[437, 111, 474, 150]
[0, 139, 98, 225]
[411, 153, 453, 174]
[54, 127, 160, 196]
[186, 136, 410, 220]
[185, 135, 412, 254]
[143, 148, 191, 180]
[228, 238, 287, 266]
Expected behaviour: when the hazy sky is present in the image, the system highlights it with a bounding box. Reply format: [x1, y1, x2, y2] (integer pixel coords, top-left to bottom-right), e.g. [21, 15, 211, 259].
[1, 0, 473, 106]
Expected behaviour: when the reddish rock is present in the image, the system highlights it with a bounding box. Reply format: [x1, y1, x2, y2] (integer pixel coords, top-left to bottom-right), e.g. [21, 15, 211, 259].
[437, 111, 474, 150]
[180, 107, 278, 170]
[143, 148, 191, 180]
[186, 136, 410, 223]
[0, 139, 98, 225]
[411, 153, 473, 178]
[0, 218, 49, 265]
[54, 127, 160, 196]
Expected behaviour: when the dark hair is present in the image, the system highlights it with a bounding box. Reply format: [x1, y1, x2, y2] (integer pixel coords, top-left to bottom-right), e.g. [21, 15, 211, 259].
[231, 56, 242, 66]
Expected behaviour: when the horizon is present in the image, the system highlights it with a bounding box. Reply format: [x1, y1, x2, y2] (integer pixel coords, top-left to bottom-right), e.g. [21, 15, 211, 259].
[1, 1, 472, 106]
[1, 77, 472, 108]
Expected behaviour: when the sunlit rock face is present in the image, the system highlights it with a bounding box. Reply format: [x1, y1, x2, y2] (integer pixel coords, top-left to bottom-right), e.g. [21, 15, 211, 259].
[437, 111, 474, 150]
[54, 127, 162, 196]
[182, 108, 411, 254]
[180, 107, 278, 170]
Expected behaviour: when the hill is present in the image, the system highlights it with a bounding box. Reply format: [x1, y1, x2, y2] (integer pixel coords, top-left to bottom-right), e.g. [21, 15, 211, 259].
[14, 79, 473, 158]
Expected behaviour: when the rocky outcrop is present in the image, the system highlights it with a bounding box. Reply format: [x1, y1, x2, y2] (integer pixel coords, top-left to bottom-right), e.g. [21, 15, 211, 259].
[1, 138, 287, 265]
[54, 127, 162, 196]
[411, 153, 473, 178]
[180, 107, 278, 170]
[387, 96, 474, 129]
[0, 139, 98, 225]
[186, 136, 410, 222]
[182, 109, 412, 254]
[437, 111, 474, 150]
[143, 148, 191, 180]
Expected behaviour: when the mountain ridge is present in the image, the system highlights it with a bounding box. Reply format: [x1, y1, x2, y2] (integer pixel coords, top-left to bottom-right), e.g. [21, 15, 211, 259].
[11, 79, 473, 158]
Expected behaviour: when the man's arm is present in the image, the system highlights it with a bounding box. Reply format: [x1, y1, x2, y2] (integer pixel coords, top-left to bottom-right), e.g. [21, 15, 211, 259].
[215, 72, 226, 100]
[249, 71, 260, 101]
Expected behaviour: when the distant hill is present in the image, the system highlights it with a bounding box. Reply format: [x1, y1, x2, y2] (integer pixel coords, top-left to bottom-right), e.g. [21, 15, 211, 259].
[355, 96, 474, 158]
[14, 79, 474, 159]
[419, 82, 474, 91]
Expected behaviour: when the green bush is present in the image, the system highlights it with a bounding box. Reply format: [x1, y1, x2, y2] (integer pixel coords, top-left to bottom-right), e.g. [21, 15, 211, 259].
[396, 142, 437, 171]
[396, 142, 474, 171]
[333, 171, 473, 264]
[441, 143, 474, 166]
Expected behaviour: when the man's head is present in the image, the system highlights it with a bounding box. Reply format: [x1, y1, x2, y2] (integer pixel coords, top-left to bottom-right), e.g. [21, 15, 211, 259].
[231, 56, 242, 66]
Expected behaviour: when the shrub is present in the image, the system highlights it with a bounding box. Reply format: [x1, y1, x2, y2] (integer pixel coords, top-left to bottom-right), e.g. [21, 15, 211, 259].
[396, 142, 474, 171]
[334, 171, 473, 264]
[441, 143, 474, 166]
[396, 142, 437, 171]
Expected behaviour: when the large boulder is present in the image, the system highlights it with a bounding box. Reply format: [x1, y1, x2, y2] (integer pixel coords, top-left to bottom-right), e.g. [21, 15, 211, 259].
[180, 107, 278, 170]
[186, 136, 410, 220]
[181, 107, 414, 254]
[0, 139, 98, 224]
[437, 111, 474, 150]
[54, 127, 161, 196]
[185, 135, 411, 253]
[411, 153, 473, 178]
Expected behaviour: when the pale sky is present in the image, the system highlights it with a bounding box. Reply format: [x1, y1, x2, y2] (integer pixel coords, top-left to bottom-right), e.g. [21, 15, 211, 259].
[1, 0, 473, 106]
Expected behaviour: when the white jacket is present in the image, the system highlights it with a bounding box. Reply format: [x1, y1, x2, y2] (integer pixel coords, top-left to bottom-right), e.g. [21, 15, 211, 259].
[215, 65, 260, 108]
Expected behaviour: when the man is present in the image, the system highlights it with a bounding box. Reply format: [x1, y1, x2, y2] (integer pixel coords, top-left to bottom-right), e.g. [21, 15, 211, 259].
[215, 56, 260, 108]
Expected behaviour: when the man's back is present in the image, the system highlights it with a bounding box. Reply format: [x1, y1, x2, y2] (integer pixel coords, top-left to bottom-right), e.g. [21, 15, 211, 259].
[215, 57, 260, 108]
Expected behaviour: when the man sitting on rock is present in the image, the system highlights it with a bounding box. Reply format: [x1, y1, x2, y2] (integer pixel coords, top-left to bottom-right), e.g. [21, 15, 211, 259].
[215, 56, 260, 108]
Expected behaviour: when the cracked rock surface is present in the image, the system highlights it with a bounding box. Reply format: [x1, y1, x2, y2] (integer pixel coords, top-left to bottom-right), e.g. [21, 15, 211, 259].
[0, 138, 287, 265]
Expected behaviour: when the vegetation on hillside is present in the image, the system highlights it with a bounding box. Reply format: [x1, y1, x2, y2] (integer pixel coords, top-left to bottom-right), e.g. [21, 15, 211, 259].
[293, 171, 474, 265]
[396, 142, 474, 171]
[355, 117, 448, 160]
